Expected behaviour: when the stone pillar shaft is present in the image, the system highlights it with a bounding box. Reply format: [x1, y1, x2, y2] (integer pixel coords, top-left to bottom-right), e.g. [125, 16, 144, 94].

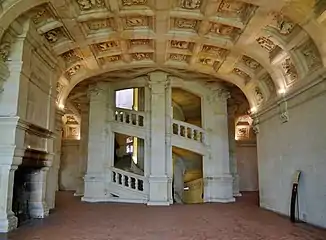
[75, 106, 89, 196]
[28, 167, 50, 218]
[148, 72, 170, 205]
[202, 90, 235, 203]
[83, 83, 112, 202]
[228, 115, 241, 196]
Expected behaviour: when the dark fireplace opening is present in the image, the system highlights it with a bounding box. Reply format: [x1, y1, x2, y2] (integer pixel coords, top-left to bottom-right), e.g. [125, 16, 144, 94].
[12, 166, 33, 226]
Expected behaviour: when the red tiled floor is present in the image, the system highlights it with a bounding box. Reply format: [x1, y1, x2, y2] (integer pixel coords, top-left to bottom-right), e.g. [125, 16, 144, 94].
[2, 191, 326, 240]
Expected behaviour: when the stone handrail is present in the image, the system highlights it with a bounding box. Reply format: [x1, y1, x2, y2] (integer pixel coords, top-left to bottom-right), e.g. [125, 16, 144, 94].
[111, 167, 146, 192]
[114, 108, 145, 127]
[172, 119, 205, 143]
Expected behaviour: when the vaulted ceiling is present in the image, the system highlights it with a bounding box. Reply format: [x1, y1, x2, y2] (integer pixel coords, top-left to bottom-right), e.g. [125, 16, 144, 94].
[0, 0, 325, 114]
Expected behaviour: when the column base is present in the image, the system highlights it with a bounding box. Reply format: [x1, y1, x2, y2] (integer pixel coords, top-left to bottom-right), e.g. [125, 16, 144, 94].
[148, 175, 170, 206]
[232, 173, 241, 197]
[0, 212, 18, 233]
[204, 174, 235, 203]
[29, 202, 49, 219]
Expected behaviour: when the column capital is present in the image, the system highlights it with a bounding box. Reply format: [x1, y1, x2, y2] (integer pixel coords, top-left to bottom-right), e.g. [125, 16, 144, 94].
[147, 71, 170, 91]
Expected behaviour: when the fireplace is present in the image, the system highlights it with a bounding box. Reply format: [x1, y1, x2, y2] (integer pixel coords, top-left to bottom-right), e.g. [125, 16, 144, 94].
[12, 166, 33, 226]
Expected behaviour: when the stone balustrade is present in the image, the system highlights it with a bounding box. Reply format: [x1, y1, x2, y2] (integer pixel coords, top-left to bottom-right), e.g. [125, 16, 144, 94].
[114, 108, 145, 128]
[172, 119, 205, 143]
[111, 167, 145, 192]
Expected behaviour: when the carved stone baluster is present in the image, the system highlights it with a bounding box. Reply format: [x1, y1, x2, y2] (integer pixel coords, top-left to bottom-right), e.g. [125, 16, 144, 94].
[177, 123, 181, 136]
[136, 114, 139, 126]
[121, 173, 125, 186]
[191, 128, 195, 140]
[135, 178, 139, 190]
[128, 176, 132, 188]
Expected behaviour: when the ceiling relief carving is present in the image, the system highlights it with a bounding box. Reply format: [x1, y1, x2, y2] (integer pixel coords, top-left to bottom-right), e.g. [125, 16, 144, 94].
[242, 56, 261, 71]
[217, 0, 256, 23]
[175, 18, 198, 30]
[125, 16, 149, 28]
[281, 58, 298, 85]
[169, 54, 189, 62]
[0, 42, 10, 62]
[209, 23, 240, 40]
[298, 40, 322, 71]
[256, 36, 276, 53]
[122, 0, 147, 6]
[85, 18, 114, 32]
[232, 68, 251, 84]
[66, 64, 82, 79]
[260, 73, 275, 94]
[179, 0, 202, 10]
[171, 40, 190, 49]
[202, 45, 229, 59]
[19, 0, 322, 109]
[76, 0, 106, 11]
[61, 50, 82, 63]
[132, 53, 152, 61]
[254, 86, 264, 105]
[43, 28, 70, 44]
[270, 14, 296, 35]
[31, 5, 56, 26]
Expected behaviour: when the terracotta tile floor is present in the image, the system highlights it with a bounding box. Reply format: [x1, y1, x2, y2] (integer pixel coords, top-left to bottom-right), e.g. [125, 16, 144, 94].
[2, 191, 326, 240]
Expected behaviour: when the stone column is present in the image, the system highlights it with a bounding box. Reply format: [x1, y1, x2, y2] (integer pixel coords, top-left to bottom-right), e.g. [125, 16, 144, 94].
[228, 115, 241, 197]
[147, 72, 170, 205]
[46, 109, 64, 209]
[0, 155, 21, 232]
[28, 166, 50, 218]
[83, 83, 112, 202]
[202, 89, 235, 203]
[75, 105, 89, 196]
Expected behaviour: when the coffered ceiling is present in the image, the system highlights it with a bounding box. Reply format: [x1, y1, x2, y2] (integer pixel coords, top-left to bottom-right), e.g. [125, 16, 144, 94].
[1, 0, 325, 113]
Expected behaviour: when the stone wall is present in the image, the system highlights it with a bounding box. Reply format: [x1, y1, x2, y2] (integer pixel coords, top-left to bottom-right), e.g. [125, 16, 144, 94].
[59, 140, 80, 191]
[257, 79, 326, 228]
[236, 141, 258, 192]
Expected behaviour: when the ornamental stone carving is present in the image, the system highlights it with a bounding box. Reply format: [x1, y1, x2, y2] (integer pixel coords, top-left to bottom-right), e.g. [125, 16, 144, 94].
[281, 58, 298, 84]
[76, 0, 105, 10]
[126, 17, 147, 27]
[251, 116, 259, 134]
[131, 39, 150, 46]
[171, 40, 189, 49]
[97, 41, 119, 51]
[199, 57, 215, 66]
[202, 45, 228, 58]
[0, 42, 10, 61]
[122, 0, 147, 6]
[133, 53, 151, 60]
[242, 56, 260, 70]
[300, 40, 322, 70]
[180, 0, 201, 9]
[105, 55, 120, 62]
[218, 0, 245, 17]
[67, 64, 81, 77]
[256, 37, 276, 53]
[273, 14, 295, 35]
[260, 73, 275, 94]
[61, 50, 82, 64]
[170, 54, 188, 61]
[210, 23, 235, 36]
[176, 18, 197, 29]
[56, 82, 64, 93]
[87, 19, 111, 30]
[279, 100, 289, 123]
[32, 7, 54, 25]
[44, 29, 62, 43]
[254, 87, 264, 105]
[233, 68, 251, 83]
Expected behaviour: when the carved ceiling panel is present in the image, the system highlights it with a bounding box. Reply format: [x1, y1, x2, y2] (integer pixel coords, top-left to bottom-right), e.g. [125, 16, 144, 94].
[14, 0, 324, 109]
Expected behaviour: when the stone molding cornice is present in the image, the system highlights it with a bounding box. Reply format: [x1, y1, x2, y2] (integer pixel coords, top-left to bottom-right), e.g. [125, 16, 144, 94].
[255, 70, 326, 124]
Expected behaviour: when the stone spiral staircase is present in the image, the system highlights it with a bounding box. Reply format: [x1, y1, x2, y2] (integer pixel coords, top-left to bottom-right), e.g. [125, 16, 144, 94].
[107, 107, 206, 203]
